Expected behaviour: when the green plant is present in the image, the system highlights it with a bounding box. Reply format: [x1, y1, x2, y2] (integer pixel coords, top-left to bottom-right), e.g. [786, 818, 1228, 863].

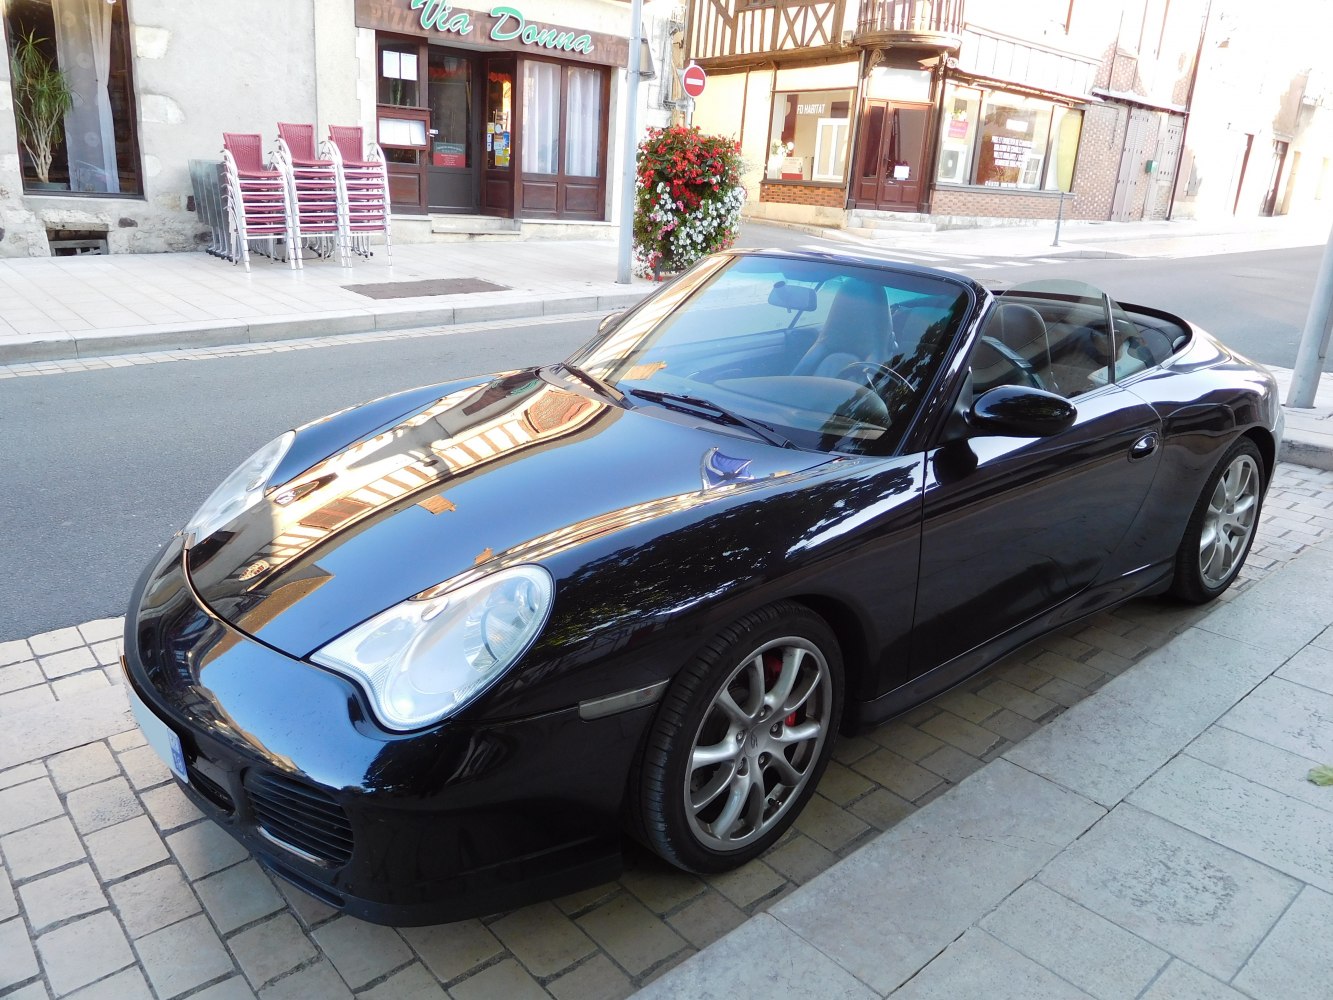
[633, 125, 745, 279]
[9, 29, 72, 184]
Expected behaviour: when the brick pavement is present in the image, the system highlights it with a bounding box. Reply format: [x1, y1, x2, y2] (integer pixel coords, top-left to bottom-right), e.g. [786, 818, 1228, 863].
[1, 462, 1331, 1000]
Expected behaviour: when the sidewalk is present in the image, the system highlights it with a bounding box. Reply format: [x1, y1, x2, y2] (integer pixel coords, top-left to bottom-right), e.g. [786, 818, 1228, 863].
[0, 238, 651, 365]
[642, 528, 1333, 1000]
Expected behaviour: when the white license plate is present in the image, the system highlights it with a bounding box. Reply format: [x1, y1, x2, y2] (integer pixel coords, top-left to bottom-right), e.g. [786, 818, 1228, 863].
[127, 679, 189, 784]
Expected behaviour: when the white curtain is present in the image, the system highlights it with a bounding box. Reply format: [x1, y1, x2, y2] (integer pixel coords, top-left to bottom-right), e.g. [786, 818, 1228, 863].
[53, 0, 119, 193]
[522, 61, 561, 175]
[564, 67, 601, 178]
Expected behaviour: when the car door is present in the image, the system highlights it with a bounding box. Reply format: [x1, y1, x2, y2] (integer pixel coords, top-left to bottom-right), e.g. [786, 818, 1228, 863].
[910, 281, 1164, 675]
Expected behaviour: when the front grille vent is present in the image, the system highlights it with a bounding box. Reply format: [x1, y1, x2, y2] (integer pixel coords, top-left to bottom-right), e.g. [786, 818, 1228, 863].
[244, 771, 353, 866]
[187, 767, 235, 814]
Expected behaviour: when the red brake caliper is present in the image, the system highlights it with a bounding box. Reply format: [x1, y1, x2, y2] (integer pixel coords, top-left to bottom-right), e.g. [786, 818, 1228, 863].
[762, 652, 799, 726]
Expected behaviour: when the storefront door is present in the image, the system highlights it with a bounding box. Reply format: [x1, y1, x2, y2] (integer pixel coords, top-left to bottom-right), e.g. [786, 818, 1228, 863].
[517, 59, 608, 219]
[426, 49, 478, 213]
[854, 101, 931, 212]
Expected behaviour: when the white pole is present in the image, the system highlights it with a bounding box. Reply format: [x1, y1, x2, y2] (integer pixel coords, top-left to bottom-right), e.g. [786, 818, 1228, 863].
[616, 0, 644, 284]
[1287, 220, 1333, 407]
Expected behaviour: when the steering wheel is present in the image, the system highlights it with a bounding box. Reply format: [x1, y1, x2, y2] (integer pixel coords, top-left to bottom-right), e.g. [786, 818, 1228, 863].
[837, 361, 913, 397]
[978, 336, 1046, 391]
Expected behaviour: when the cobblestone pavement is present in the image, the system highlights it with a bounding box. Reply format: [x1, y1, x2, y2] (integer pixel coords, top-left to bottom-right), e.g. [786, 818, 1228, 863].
[2, 462, 1331, 1000]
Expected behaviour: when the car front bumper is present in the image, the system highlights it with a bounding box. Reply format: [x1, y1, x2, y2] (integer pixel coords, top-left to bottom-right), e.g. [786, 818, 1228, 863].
[123, 537, 650, 925]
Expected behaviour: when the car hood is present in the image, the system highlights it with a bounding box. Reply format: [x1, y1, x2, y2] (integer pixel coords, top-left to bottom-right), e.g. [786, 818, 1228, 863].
[185, 369, 832, 658]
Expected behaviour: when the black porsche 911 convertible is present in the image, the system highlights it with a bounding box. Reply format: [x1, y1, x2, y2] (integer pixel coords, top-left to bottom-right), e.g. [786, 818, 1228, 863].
[124, 248, 1282, 924]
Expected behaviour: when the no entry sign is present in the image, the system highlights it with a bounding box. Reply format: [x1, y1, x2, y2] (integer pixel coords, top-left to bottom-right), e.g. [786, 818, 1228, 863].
[681, 63, 707, 99]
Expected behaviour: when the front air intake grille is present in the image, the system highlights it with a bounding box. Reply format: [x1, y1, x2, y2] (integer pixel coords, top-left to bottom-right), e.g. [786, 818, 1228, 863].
[187, 766, 235, 814]
[243, 771, 353, 866]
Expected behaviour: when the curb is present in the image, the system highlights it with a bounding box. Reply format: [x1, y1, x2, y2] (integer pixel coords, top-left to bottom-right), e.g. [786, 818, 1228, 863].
[0, 289, 651, 366]
[1280, 435, 1333, 472]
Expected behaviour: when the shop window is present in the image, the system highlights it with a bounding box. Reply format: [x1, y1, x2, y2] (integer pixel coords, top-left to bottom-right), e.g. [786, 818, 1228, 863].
[976, 94, 1053, 188]
[1043, 105, 1083, 192]
[487, 67, 513, 170]
[379, 39, 420, 107]
[521, 60, 606, 179]
[565, 66, 601, 178]
[523, 60, 561, 175]
[935, 83, 1082, 192]
[766, 89, 853, 183]
[5, 0, 141, 195]
[936, 86, 980, 185]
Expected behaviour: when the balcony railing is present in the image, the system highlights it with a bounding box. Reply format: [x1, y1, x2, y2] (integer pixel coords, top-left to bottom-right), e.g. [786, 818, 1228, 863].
[856, 0, 965, 48]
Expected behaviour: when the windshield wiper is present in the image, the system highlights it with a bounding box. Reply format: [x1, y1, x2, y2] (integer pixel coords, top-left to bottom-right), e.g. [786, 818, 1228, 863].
[554, 363, 627, 404]
[626, 388, 794, 449]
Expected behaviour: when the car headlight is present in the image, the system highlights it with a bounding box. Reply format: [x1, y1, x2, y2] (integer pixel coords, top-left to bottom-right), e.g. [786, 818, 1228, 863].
[184, 431, 295, 547]
[310, 565, 553, 731]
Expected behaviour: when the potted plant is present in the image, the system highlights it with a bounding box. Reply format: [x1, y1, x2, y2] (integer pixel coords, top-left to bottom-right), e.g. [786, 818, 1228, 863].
[9, 29, 72, 188]
[632, 125, 746, 279]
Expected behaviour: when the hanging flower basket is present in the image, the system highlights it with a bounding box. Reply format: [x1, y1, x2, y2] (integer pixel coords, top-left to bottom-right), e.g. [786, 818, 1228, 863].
[632, 125, 745, 280]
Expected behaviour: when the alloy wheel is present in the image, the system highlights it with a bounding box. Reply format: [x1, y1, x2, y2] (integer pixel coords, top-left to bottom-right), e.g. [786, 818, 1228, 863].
[683, 637, 833, 852]
[1199, 452, 1260, 590]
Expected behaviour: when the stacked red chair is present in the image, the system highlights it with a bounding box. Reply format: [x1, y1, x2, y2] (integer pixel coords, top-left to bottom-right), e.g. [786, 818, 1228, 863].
[275, 123, 344, 267]
[221, 132, 293, 272]
[326, 125, 393, 264]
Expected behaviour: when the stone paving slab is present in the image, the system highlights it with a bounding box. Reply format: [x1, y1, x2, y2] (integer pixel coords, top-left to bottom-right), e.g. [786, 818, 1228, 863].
[0, 463, 1331, 999]
[647, 494, 1333, 998]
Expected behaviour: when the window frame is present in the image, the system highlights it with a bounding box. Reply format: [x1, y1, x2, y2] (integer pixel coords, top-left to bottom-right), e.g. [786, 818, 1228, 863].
[935, 82, 1083, 194]
[5, 0, 143, 198]
[764, 86, 856, 186]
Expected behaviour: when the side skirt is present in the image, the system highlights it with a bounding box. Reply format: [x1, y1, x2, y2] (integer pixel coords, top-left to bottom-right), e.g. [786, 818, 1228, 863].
[845, 561, 1174, 732]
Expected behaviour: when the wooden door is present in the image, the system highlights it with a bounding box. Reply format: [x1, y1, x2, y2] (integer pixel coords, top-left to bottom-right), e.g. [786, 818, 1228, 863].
[853, 101, 931, 212]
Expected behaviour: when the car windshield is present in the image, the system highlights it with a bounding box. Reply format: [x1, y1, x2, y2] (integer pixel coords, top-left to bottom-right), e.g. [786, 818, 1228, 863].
[569, 254, 973, 455]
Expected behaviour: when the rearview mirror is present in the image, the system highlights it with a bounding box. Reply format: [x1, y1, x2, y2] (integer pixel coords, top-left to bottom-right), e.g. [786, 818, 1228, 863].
[768, 281, 817, 313]
[598, 311, 623, 334]
[969, 385, 1076, 438]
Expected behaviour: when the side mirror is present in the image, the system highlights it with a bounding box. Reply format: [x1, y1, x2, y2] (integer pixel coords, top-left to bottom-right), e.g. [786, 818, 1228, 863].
[598, 311, 623, 334]
[969, 385, 1076, 437]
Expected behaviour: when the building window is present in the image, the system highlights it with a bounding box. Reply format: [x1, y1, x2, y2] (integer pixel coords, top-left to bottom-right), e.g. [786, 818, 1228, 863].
[522, 60, 562, 175]
[564, 66, 601, 177]
[521, 60, 607, 179]
[935, 83, 1083, 192]
[5, 0, 141, 195]
[379, 39, 421, 107]
[766, 89, 854, 183]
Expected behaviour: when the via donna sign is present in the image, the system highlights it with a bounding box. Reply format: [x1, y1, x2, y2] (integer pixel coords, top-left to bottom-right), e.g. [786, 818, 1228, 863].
[410, 0, 594, 55]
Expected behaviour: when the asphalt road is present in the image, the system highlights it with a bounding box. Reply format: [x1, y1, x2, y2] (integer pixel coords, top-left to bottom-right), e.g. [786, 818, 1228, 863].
[1, 317, 599, 642]
[2, 237, 1325, 642]
[998, 246, 1321, 370]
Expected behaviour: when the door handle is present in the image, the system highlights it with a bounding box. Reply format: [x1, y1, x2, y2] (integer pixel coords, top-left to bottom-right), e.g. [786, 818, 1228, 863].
[1129, 432, 1159, 460]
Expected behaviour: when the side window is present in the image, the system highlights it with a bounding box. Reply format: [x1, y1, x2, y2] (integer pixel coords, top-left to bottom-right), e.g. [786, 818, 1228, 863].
[972, 286, 1139, 399]
[1107, 301, 1175, 379]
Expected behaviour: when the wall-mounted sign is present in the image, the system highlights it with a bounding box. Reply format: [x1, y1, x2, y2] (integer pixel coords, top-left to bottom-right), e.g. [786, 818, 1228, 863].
[355, 0, 627, 66]
[407, 0, 594, 55]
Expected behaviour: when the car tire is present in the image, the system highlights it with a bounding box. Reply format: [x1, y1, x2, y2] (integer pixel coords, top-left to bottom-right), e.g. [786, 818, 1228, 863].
[632, 602, 843, 873]
[1169, 437, 1265, 604]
